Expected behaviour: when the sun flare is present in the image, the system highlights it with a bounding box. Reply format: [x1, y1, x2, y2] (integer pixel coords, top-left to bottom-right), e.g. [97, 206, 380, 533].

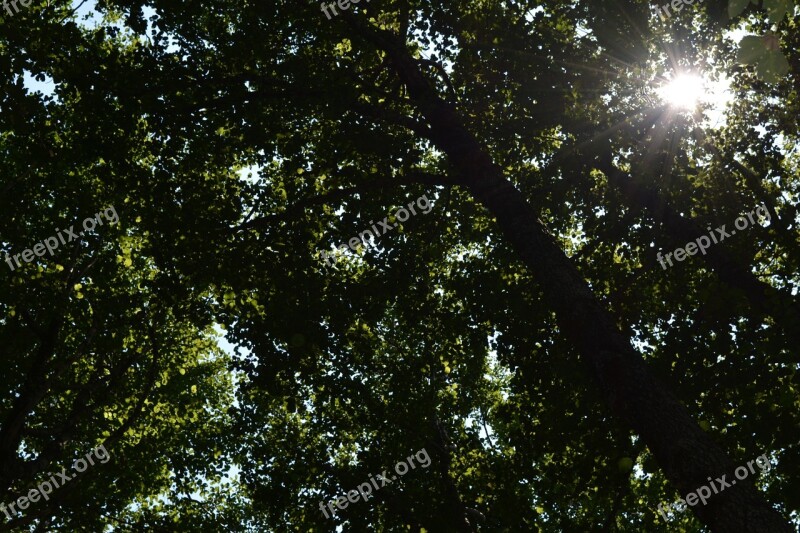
[657, 74, 707, 109]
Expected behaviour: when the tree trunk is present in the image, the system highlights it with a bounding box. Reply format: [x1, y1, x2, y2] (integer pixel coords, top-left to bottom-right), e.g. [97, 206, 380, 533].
[347, 17, 792, 532]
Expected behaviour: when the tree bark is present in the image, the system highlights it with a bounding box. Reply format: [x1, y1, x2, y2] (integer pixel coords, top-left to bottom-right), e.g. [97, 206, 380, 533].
[347, 16, 792, 533]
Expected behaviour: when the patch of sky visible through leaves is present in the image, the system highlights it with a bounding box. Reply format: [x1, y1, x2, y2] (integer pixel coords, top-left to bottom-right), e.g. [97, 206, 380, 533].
[23, 0, 159, 98]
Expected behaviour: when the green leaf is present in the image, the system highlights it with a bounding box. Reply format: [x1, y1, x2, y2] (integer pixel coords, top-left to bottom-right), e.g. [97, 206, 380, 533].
[729, 0, 752, 18]
[737, 35, 767, 65]
[755, 50, 790, 82]
[763, 0, 791, 22]
[617, 457, 634, 473]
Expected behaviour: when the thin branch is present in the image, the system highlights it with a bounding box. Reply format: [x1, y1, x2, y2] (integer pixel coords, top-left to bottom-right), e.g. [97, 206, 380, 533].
[237, 172, 459, 232]
[418, 58, 457, 102]
[351, 101, 432, 138]
[704, 140, 793, 229]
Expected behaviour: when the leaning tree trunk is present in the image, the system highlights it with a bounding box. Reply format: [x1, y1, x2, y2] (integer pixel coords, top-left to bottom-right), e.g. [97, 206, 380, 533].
[345, 15, 792, 533]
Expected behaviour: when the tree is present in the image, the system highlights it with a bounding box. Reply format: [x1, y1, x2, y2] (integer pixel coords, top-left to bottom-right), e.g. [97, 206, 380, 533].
[0, 0, 797, 530]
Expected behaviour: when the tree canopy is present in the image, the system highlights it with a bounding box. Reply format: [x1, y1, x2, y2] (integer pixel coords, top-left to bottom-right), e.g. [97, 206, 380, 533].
[0, 0, 798, 530]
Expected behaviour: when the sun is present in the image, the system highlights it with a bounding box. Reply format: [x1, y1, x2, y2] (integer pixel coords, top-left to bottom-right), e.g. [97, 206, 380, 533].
[657, 74, 707, 109]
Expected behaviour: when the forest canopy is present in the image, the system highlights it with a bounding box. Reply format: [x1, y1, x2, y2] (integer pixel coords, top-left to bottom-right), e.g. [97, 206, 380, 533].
[0, 0, 799, 530]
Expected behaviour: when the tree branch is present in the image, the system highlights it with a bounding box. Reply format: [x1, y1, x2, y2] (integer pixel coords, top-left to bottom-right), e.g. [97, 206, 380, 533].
[237, 172, 459, 232]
